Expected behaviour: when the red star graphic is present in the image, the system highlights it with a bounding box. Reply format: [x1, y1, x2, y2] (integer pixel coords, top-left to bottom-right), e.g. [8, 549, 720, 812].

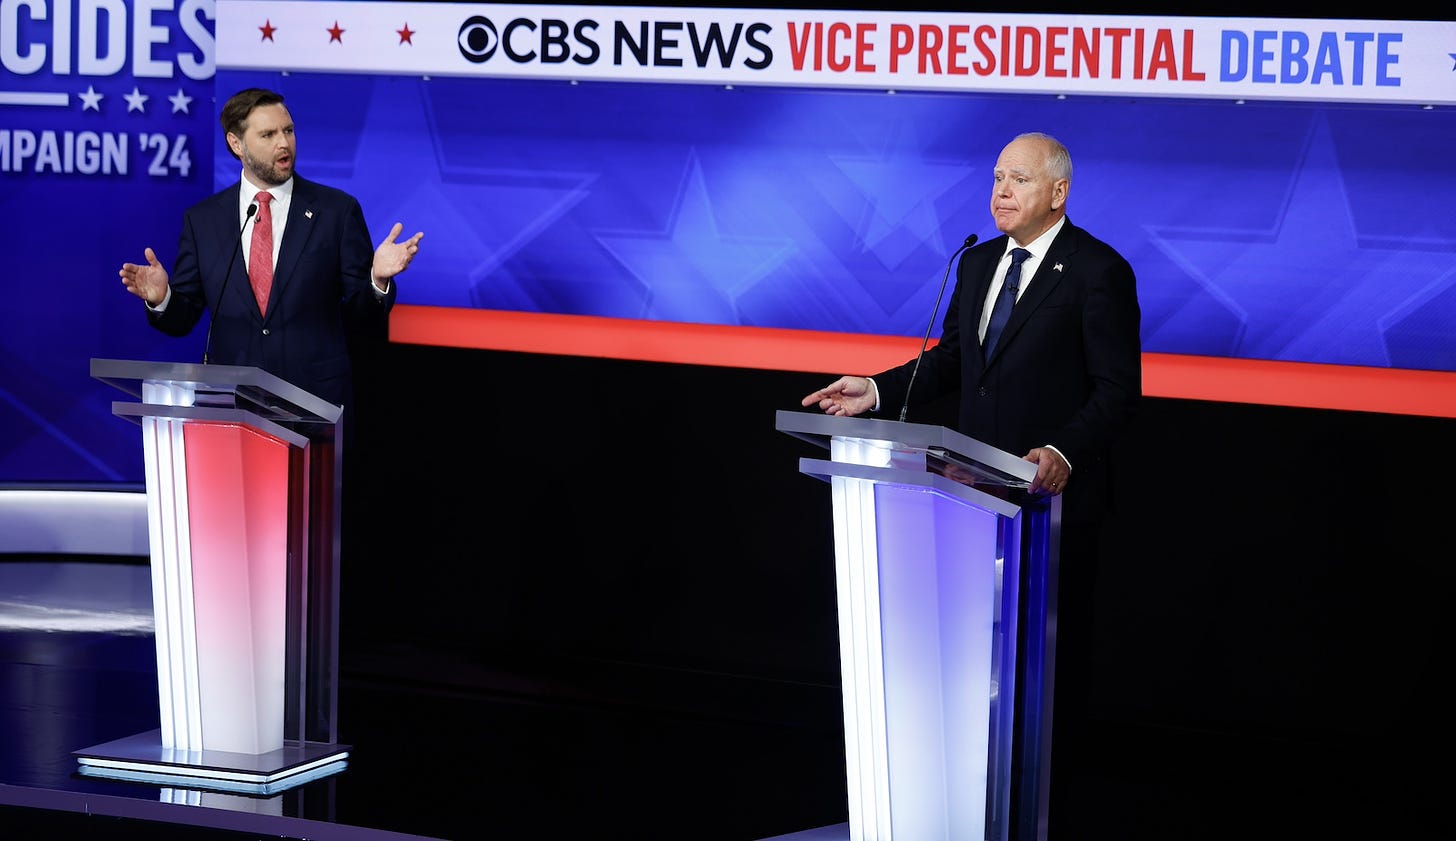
[327, 21, 345, 43]
[397, 23, 415, 45]
[259, 19, 276, 41]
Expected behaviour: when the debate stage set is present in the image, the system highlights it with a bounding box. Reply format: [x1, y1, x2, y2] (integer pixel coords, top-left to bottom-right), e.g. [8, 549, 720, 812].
[3, 2, 1455, 840]
[4, 346, 1453, 840]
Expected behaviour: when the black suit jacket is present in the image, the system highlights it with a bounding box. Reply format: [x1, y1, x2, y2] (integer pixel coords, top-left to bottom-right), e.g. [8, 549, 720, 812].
[149, 175, 393, 409]
[873, 218, 1142, 524]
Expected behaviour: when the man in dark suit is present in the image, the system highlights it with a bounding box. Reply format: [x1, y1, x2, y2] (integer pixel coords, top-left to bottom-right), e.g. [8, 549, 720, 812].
[119, 87, 423, 412]
[801, 131, 1141, 838]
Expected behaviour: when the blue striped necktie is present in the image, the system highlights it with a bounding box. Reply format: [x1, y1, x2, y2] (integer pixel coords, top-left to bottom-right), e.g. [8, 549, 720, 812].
[983, 247, 1030, 360]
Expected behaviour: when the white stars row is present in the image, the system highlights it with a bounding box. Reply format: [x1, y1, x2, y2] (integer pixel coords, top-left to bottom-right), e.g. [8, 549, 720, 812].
[77, 86, 195, 114]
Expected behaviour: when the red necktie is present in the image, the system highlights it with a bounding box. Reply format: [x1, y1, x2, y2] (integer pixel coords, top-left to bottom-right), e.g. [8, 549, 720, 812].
[249, 191, 274, 314]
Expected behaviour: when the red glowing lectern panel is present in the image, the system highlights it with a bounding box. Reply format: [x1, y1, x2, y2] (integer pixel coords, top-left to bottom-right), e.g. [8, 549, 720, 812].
[80, 358, 349, 793]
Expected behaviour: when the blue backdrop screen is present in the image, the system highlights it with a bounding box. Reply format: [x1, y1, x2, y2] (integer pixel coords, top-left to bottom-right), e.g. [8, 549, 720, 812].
[216, 70, 1456, 374]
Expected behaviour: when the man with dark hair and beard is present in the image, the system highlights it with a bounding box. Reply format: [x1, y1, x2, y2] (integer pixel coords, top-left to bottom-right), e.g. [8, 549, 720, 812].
[119, 87, 424, 623]
[119, 86, 423, 415]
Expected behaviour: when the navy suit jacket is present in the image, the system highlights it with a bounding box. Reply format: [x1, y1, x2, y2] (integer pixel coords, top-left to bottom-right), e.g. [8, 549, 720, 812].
[873, 218, 1142, 524]
[149, 175, 393, 409]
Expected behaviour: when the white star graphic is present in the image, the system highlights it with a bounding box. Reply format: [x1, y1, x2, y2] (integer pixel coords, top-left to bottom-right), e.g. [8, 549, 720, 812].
[167, 88, 193, 114]
[78, 85, 103, 112]
[123, 86, 148, 113]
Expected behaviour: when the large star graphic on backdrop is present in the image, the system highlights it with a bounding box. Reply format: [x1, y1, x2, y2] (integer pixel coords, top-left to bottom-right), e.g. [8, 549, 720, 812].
[803, 116, 980, 320]
[1145, 113, 1456, 368]
[799, 115, 978, 270]
[829, 145, 974, 271]
[593, 152, 796, 323]
[321, 84, 597, 312]
[123, 87, 148, 113]
[401, 172, 597, 311]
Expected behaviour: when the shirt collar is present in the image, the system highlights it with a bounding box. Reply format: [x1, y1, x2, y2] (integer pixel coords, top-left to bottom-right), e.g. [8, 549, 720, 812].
[1004, 215, 1066, 262]
[241, 174, 294, 205]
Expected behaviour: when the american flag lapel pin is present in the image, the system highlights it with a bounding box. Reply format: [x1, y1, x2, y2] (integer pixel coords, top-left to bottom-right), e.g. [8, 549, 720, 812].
[1053, 262, 1063, 272]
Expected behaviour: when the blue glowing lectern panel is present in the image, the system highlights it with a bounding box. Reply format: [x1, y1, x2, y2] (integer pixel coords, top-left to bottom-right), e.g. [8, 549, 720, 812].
[778, 410, 1052, 841]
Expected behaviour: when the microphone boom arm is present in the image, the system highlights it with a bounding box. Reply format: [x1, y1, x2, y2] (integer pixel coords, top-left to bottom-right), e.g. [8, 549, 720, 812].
[203, 202, 258, 365]
[899, 233, 978, 423]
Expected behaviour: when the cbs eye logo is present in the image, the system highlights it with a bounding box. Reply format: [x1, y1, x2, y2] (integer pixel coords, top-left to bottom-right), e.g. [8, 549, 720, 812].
[457, 16, 499, 63]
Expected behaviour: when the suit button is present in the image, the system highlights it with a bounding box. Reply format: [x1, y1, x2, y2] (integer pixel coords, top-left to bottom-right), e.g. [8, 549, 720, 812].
[262, 328, 270, 335]
[978, 386, 988, 396]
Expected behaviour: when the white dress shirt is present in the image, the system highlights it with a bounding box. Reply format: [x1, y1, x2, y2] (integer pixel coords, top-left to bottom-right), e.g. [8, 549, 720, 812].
[977, 216, 1066, 344]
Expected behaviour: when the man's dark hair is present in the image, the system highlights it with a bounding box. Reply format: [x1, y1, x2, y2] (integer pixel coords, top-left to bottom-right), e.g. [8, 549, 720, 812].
[220, 88, 286, 161]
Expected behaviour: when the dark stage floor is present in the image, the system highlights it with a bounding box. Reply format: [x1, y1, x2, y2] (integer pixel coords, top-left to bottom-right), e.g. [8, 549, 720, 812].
[0, 558, 853, 840]
[2, 558, 1443, 841]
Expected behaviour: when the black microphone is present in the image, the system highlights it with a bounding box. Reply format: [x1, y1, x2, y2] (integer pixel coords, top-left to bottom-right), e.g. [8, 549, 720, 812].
[899, 233, 978, 423]
[203, 202, 257, 365]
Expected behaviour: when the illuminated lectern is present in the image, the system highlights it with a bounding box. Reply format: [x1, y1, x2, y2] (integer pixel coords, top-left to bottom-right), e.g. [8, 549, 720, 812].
[77, 358, 350, 794]
[775, 410, 1060, 841]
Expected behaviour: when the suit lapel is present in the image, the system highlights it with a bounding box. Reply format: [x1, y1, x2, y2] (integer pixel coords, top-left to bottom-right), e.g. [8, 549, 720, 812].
[209, 185, 256, 313]
[966, 237, 1003, 326]
[267, 177, 316, 317]
[985, 223, 1078, 365]
[963, 240, 1003, 374]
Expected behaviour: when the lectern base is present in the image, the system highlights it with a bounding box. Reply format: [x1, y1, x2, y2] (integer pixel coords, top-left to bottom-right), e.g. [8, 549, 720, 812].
[74, 729, 350, 796]
[759, 823, 849, 840]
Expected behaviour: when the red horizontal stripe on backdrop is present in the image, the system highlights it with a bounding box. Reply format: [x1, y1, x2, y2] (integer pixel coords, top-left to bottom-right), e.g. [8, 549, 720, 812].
[1139, 353, 1456, 418]
[389, 305, 920, 375]
[390, 305, 1456, 419]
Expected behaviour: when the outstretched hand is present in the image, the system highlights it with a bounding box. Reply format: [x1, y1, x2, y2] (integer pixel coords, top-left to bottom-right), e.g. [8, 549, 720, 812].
[119, 247, 169, 306]
[372, 222, 424, 284]
[801, 376, 877, 417]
